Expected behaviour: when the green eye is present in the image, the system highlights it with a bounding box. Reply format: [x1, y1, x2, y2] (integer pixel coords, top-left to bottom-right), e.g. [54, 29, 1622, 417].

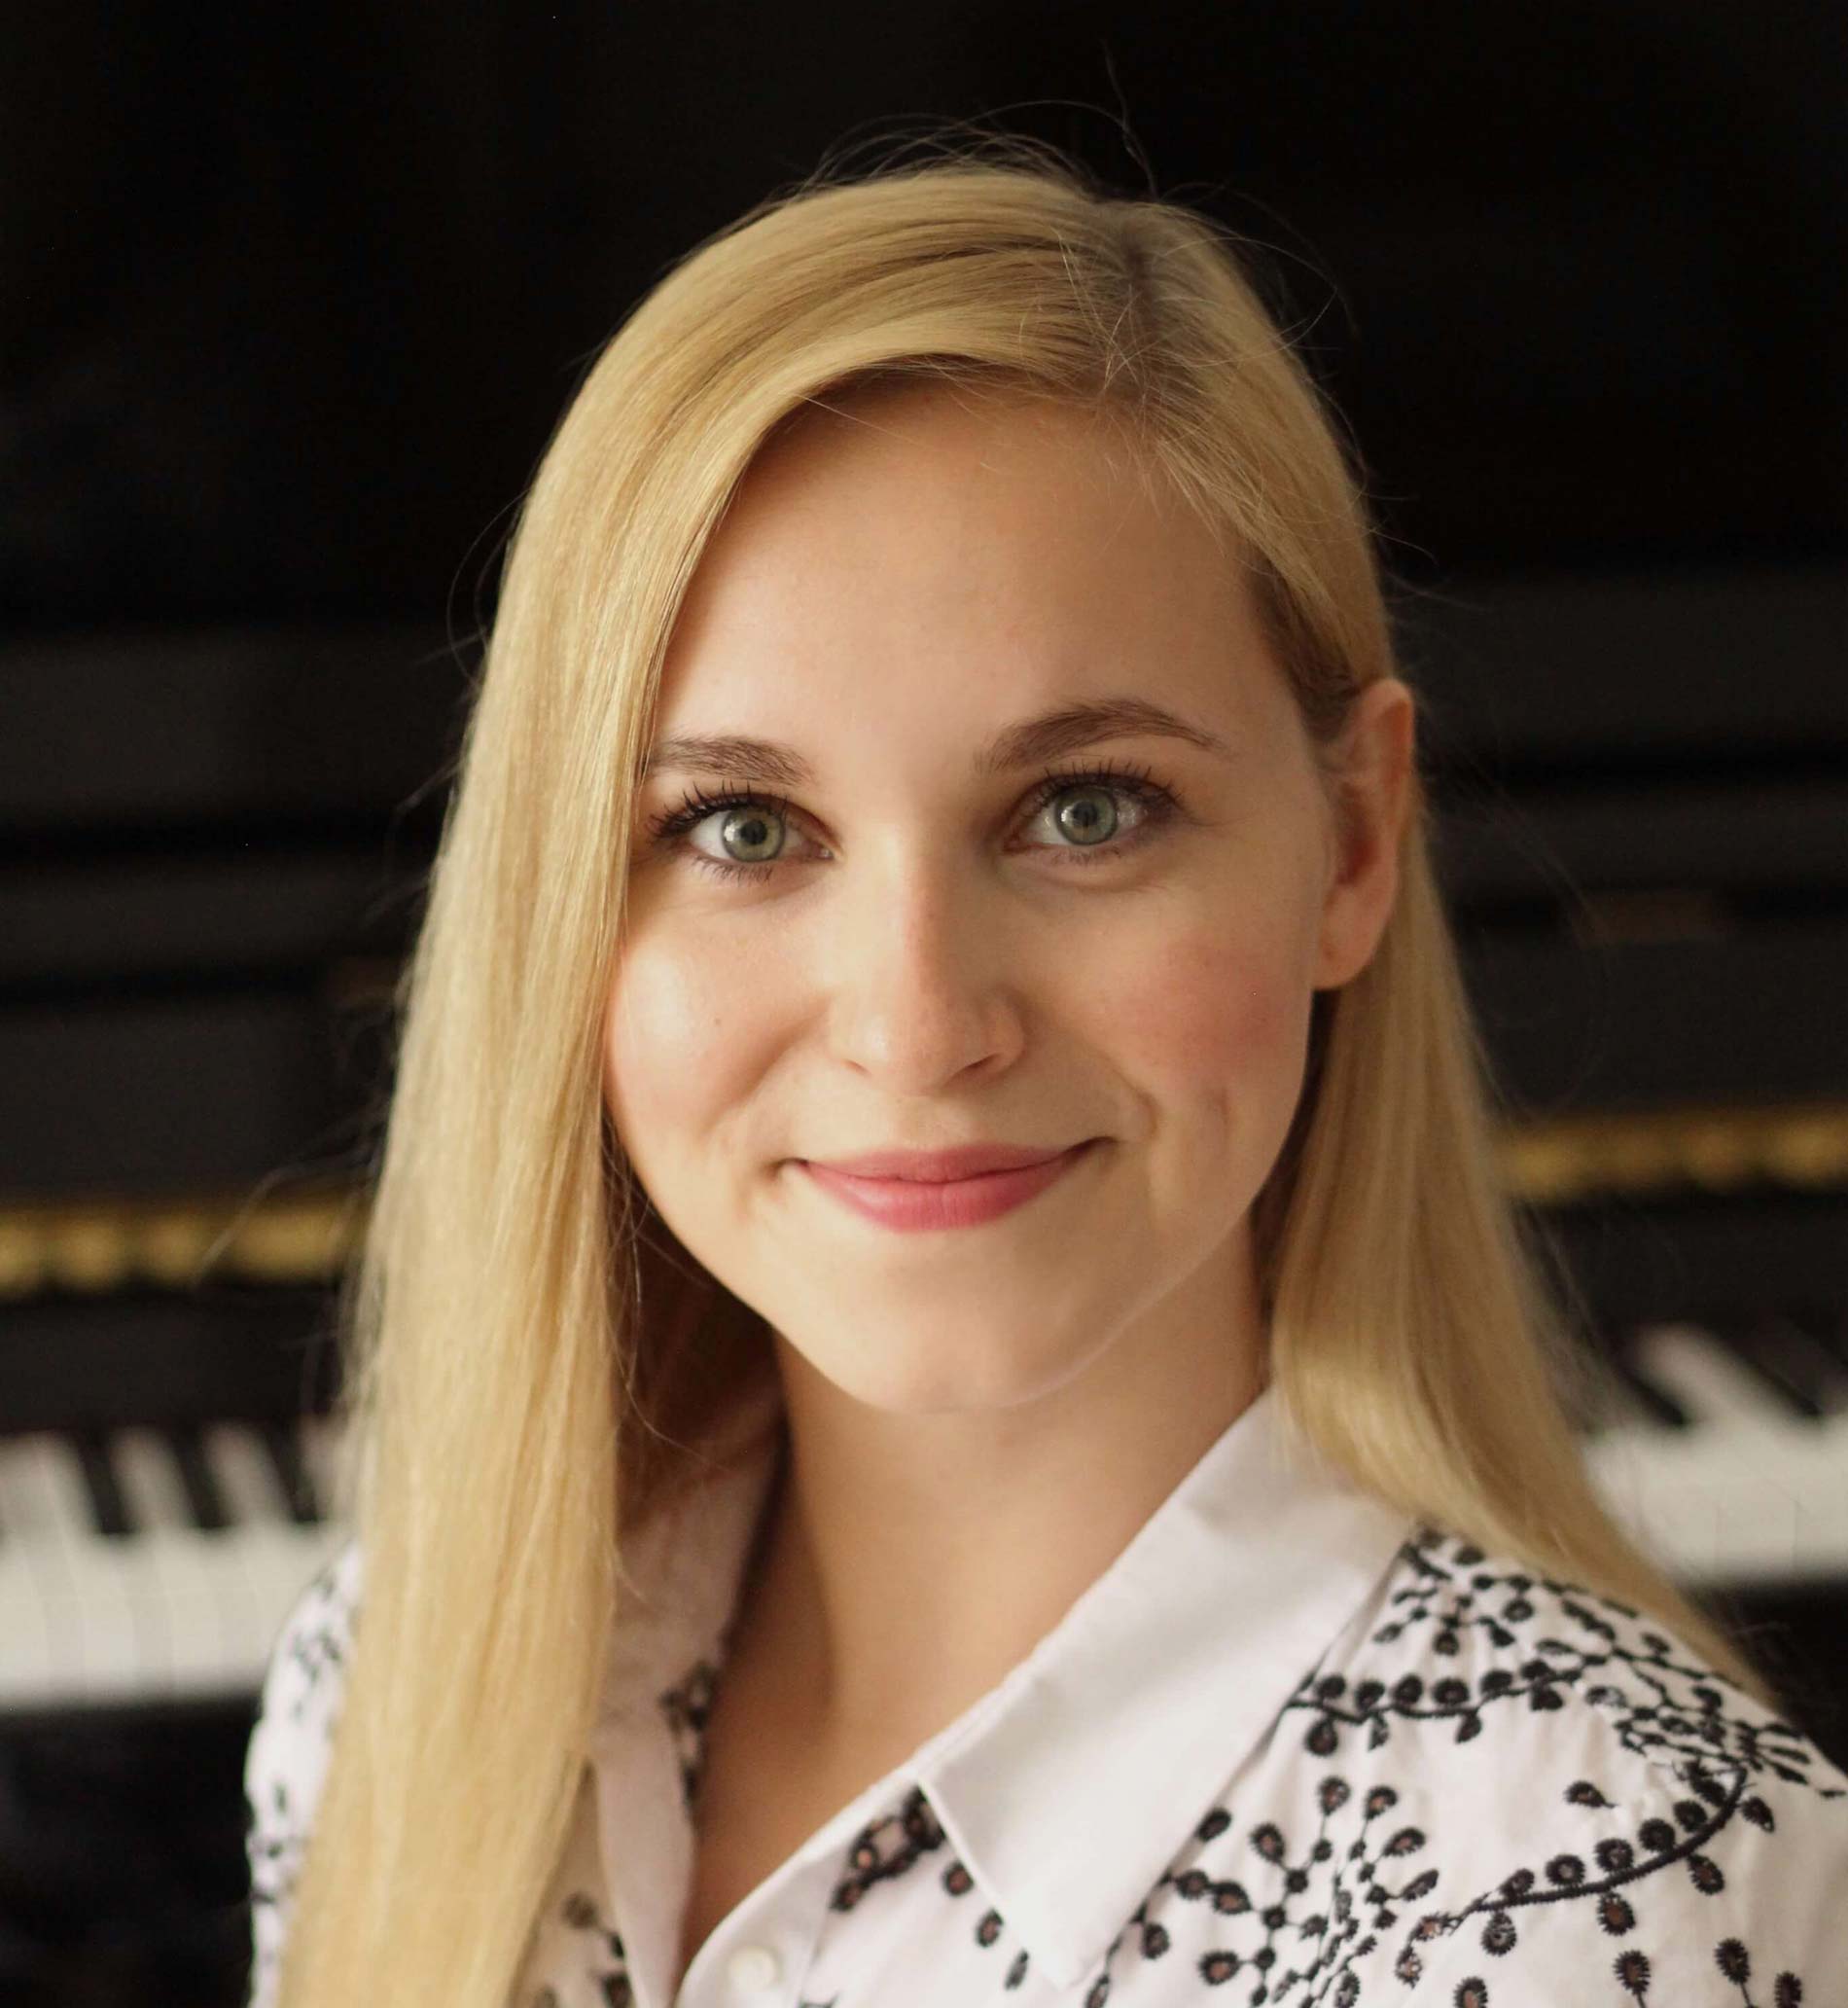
[649, 761, 1182, 884]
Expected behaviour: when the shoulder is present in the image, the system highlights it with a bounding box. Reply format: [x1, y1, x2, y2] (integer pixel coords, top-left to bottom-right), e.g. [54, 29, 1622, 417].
[243, 1539, 364, 2000]
[1282, 1529, 1848, 2005]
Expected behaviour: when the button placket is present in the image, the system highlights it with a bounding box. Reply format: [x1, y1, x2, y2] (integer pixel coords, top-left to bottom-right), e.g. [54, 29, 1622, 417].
[676, 1838, 848, 2007]
[723, 1942, 781, 1994]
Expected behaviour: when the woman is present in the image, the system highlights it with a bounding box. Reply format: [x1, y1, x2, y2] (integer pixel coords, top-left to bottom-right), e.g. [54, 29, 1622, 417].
[243, 137, 1848, 2007]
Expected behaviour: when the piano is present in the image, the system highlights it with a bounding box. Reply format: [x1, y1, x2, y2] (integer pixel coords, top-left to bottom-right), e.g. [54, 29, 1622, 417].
[0, 568, 1844, 2004]
[0, 1413, 346, 1713]
[0, 625, 447, 2006]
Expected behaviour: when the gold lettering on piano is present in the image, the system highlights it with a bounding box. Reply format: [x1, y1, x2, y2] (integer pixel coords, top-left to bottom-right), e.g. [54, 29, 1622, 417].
[1499, 1099, 1848, 1205]
[0, 1190, 364, 1300]
[1, 1106, 1845, 1300]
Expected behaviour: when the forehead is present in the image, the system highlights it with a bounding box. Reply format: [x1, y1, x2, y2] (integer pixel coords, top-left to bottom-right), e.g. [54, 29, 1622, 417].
[722, 380, 1179, 567]
[650, 381, 1283, 758]
[757, 376, 1157, 494]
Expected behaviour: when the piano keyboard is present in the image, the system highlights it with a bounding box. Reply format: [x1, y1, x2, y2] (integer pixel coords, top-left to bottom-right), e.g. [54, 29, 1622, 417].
[1583, 1316, 1848, 1589]
[0, 1416, 346, 1711]
[0, 1317, 1844, 1715]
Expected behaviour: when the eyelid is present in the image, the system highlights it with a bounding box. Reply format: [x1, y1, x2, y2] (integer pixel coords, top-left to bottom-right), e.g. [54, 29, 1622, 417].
[646, 758, 1185, 881]
[652, 755, 1162, 822]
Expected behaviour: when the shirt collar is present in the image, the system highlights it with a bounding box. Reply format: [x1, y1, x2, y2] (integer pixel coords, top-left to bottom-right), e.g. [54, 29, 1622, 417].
[909, 1387, 1415, 1986]
[600, 1380, 1415, 1992]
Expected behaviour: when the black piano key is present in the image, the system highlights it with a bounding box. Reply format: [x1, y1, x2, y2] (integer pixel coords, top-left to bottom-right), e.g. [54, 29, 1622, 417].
[260, 1420, 320, 1525]
[1568, 1356, 1645, 1436]
[1613, 1350, 1689, 1429]
[73, 1433, 132, 1539]
[169, 1427, 231, 1531]
[1798, 1309, 1848, 1377]
[1730, 1316, 1848, 1421]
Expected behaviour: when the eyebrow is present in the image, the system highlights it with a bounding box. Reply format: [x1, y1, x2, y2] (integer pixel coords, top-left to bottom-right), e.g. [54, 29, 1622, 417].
[640, 696, 1235, 787]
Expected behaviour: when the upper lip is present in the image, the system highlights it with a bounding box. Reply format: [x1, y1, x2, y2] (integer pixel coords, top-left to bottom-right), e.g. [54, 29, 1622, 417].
[802, 1141, 1088, 1183]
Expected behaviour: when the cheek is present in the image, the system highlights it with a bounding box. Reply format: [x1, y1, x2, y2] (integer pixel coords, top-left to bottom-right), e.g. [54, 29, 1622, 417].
[1110, 919, 1314, 1121]
[600, 938, 741, 1149]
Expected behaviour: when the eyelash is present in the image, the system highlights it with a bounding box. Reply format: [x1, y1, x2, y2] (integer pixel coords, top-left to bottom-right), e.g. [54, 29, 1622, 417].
[645, 759, 1183, 886]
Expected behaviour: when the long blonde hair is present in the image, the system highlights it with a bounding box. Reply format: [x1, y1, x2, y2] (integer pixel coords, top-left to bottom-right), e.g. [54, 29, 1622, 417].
[272, 132, 1765, 2007]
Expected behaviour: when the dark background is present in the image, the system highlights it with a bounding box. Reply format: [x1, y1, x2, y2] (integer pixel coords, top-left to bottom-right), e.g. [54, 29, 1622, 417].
[5, 0, 1844, 632]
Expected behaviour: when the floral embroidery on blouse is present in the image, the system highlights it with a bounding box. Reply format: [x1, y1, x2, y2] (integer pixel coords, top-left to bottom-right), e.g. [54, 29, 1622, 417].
[244, 1407, 1848, 2008]
[242, 1541, 362, 2008]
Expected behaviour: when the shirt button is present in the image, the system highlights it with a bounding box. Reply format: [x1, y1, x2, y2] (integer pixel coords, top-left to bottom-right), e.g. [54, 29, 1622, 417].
[725, 1944, 782, 1994]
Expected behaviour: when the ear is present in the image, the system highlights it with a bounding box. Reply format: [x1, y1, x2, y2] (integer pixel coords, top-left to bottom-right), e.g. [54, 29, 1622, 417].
[1311, 677, 1418, 991]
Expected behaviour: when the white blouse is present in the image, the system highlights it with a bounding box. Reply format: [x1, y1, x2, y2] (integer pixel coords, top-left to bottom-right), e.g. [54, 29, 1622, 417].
[245, 1384, 1848, 2008]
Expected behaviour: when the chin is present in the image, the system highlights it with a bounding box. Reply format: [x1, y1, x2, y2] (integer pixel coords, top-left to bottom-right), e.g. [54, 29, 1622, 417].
[789, 1327, 1096, 1418]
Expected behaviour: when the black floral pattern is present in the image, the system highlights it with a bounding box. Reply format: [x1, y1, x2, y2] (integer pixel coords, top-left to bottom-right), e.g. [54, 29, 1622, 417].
[658, 1655, 721, 1818]
[242, 1542, 362, 2008]
[829, 1786, 951, 1914]
[552, 1881, 634, 2008]
[1278, 1531, 1840, 2004]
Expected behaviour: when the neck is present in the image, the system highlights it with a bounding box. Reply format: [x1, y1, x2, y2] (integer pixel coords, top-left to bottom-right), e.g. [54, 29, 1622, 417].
[729, 1239, 1267, 1764]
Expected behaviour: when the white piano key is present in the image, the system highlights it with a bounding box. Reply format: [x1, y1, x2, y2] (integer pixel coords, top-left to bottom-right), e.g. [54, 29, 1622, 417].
[0, 1438, 83, 1707]
[1587, 1386, 1848, 1588]
[0, 1435, 89, 1548]
[0, 1436, 141, 1703]
[1630, 1322, 1794, 1431]
[0, 1549, 61, 1707]
[200, 1425, 320, 1677]
[111, 1428, 195, 1532]
[202, 1422, 293, 1527]
[1793, 1441, 1848, 1574]
[111, 1429, 235, 1693]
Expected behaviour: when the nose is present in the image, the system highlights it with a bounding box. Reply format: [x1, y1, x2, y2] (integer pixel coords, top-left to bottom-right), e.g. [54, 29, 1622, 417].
[817, 852, 1026, 1090]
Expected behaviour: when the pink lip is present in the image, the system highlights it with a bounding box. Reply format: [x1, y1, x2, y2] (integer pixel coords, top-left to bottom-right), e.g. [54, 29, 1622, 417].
[810, 1142, 1082, 1182]
[797, 1141, 1097, 1232]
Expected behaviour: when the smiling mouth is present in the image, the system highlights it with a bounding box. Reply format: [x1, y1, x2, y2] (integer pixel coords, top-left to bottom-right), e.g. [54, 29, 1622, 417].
[794, 1139, 1099, 1231]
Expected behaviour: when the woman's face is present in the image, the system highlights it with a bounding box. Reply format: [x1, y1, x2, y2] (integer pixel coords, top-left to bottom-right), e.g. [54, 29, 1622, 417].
[603, 383, 1407, 1417]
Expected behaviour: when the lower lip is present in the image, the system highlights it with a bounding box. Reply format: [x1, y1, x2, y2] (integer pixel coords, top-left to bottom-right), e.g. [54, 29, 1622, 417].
[797, 1142, 1097, 1232]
